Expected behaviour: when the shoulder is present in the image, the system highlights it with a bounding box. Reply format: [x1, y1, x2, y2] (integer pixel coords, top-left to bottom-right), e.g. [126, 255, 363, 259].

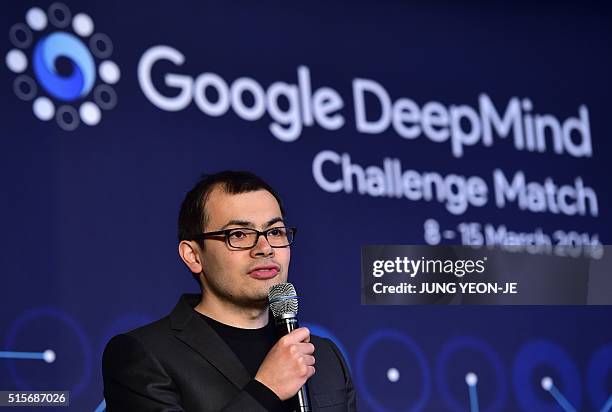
[108, 315, 170, 343]
[310, 334, 338, 354]
[310, 334, 345, 361]
[101, 318, 187, 410]
[103, 316, 174, 365]
[310, 334, 351, 381]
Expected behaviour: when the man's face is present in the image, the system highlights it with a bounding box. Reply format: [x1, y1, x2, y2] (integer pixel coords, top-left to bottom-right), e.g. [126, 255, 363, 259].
[196, 187, 290, 307]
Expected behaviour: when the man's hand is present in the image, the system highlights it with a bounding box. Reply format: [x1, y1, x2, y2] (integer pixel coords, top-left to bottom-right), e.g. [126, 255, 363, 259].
[254, 327, 315, 400]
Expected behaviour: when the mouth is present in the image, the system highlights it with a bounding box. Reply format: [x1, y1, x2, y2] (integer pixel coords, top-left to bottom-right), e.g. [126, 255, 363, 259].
[247, 264, 280, 280]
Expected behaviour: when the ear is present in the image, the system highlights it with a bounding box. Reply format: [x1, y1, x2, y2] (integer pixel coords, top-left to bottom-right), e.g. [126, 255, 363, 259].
[178, 240, 204, 274]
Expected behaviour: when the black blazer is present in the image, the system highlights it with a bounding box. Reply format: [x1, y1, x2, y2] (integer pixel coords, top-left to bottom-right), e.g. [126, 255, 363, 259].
[103, 294, 357, 411]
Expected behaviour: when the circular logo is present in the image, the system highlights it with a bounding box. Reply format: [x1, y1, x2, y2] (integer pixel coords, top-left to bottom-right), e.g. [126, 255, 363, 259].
[5, 2, 120, 131]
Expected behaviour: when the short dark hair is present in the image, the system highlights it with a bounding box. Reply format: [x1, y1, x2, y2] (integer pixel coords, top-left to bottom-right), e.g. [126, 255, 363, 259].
[178, 170, 285, 241]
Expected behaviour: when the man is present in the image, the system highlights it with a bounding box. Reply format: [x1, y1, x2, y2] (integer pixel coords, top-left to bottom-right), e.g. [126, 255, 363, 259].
[103, 171, 356, 411]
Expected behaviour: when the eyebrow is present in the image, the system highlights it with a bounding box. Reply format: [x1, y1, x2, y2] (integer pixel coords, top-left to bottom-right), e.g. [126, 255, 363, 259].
[221, 217, 285, 230]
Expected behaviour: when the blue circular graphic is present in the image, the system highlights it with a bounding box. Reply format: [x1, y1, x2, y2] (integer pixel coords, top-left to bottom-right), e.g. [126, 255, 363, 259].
[586, 344, 612, 410]
[4, 307, 93, 398]
[435, 336, 507, 412]
[512, 340, 581, 412]
[356, 329, 431, 412]
[33, 31, 95, 101]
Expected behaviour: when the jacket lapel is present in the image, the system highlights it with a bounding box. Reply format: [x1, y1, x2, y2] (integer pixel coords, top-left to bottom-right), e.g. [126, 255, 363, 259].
[170, 294, 251, 390]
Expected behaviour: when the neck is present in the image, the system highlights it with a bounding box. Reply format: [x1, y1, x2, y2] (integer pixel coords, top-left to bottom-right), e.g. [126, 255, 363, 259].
[194, 291, 269, 329]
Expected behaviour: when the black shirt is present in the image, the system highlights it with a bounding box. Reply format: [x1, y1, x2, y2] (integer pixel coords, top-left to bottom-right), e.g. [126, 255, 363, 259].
[196, 311, 288, 411]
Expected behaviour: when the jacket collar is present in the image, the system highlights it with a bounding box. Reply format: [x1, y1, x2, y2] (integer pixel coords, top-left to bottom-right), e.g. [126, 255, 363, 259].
[169, 293, 251, 389]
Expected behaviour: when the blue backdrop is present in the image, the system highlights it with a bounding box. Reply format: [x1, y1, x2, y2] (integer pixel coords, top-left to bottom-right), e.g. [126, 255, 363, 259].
[1, 1, 611, 411]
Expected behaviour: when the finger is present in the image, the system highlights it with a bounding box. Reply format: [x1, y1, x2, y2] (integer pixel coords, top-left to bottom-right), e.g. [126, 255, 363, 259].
[287, 327, 310, 343]
[295, 342, 315, 354]
[302, 355, 315, 366]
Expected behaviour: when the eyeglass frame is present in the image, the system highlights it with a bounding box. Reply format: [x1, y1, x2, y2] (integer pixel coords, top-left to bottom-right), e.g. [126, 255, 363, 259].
[187, 226, 297, 250]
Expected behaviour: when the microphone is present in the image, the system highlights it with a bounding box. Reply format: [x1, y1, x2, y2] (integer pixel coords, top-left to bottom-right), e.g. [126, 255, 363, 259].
[268, 282, 312, 412]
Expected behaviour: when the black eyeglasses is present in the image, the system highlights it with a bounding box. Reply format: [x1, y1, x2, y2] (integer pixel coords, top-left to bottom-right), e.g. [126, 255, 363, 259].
[190, 226, 296, 250]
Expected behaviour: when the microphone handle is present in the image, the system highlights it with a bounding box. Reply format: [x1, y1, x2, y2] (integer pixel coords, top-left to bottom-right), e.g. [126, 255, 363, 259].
[275, 317, 312, 412]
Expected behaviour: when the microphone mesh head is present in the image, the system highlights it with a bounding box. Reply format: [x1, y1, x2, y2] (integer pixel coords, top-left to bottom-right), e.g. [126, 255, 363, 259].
[268, 282, 298, 319]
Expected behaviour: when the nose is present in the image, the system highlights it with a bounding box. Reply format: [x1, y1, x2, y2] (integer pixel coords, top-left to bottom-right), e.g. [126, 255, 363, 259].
[250, 232, 274, 258]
